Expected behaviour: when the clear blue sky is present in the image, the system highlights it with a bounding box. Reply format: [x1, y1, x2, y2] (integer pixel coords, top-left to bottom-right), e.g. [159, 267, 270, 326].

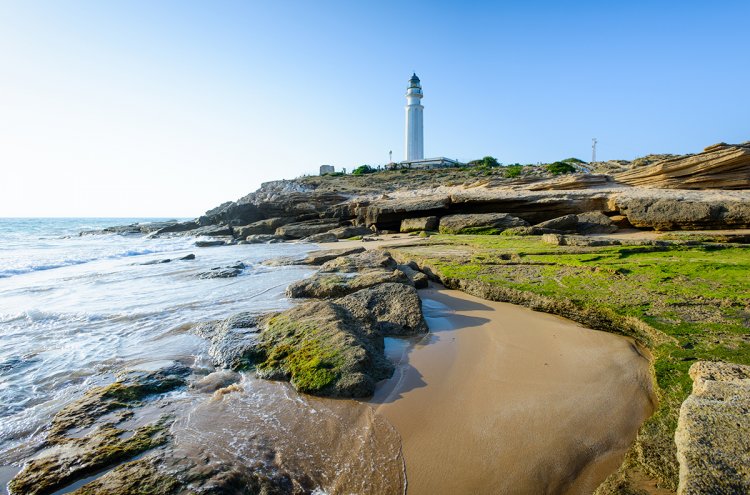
[1, 1, 748, 217]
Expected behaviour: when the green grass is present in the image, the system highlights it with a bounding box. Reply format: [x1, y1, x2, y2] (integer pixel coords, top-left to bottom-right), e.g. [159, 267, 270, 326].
[390, 235, 750, 491]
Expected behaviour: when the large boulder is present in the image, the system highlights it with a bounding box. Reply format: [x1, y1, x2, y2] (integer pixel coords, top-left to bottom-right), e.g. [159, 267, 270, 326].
[616, 142, 750, 189]
[286, 269, 410, 299]
[245, 234, 284, 244]
[275, 219, 341, 239]
[675, 361, 750, 494]
[336, 283, 428, 336]
[252, 301, 393, 397]
[438, 213, 528, 234]
[575, 211, 617, 234]
[400, 216, 439, 233]
[186, 225, 234, 237]
[617, 198, 750, 230]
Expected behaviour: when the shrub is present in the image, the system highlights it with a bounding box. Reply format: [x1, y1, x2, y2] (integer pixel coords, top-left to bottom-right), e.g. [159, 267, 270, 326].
[561, 157, 585, 164]
[352, 165, 375, 175]
[504, 164, 523, 178]
[545, 161, 576, 175]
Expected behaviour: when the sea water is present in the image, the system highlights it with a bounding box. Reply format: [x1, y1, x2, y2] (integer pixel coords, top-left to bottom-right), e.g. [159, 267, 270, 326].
[0, 218, 313, 461]
[0, 218, 406, 494]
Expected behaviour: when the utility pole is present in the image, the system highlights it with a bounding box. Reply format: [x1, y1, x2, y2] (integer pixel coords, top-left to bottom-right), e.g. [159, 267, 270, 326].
[389, 150, 392, 163]
[591, 138, 598, 163]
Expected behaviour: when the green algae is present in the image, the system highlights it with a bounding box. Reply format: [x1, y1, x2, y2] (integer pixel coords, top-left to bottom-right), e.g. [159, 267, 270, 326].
[9, 418, 171, 495]
[389, 235, 750, 492]
[256, 312, 345, 394]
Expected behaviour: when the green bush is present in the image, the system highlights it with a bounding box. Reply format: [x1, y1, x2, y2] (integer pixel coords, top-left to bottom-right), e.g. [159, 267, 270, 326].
[504, 164, 523, 178]
[352, 165, 375, 176]
[561, 157, 585, 164]
[545, 161, 576, 175]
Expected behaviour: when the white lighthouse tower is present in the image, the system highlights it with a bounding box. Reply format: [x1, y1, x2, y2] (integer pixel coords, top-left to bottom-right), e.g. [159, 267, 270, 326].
[404, 73, 424, 161]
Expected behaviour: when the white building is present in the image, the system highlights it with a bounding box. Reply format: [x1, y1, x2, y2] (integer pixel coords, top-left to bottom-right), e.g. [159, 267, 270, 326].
[319, 164, 335, 175]
[400, 74, 464, 170]
[404, 73, 424, 161]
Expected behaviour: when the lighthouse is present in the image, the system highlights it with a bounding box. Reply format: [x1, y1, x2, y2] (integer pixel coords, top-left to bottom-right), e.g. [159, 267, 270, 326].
[404, 73, 424, 161]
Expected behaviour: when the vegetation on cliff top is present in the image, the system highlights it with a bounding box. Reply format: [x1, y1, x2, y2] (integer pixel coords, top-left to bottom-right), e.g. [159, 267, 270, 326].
[389, 235, 750, 493]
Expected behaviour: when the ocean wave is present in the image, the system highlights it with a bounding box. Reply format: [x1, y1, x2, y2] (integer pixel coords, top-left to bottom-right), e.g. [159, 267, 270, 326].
[0, 247, 179, 279]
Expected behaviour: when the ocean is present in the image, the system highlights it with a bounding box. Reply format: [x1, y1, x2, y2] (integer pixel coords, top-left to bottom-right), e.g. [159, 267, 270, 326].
[0, 218, 316, 469]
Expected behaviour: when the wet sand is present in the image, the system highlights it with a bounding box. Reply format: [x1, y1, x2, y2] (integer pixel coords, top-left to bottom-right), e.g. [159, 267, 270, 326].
[371, 286, 656, 495]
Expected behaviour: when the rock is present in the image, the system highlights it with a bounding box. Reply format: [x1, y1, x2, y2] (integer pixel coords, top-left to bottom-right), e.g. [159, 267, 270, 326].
[179, 254, 196, 260]
[141, 253, 196, 265]
[195, 239, 227, 247]
[319, 250, 398, 273]
[192, 313, 261, 369]
[66, 455, 180, 495]
[616, 142, 750, 189]
[233, 217, 293, 238]
[534, 214, 579, 231]
[304, 232, 339, 243]
[252, 301, 393, 397]
[149, 221, 201, 237]
[275, 219, 341, 239]
[245, 234, 285, 244]
[286, 269, 410, 299]
[293, 246, 366, 266]
[327, 225, 372, 239]
[400, 216, 439, 233]
[10, 419, 172, 495]
[397, 264, 429, 288]
[617, 197, 750, 230]
[675, 361, 750, 494]
[336, 283, 428, 336]
[438, 213, 529, 234]
[48, 364, 190, 439]
[191, 370, 242, 393]
[575, 211, 618, 234]
[197, 262, 245, 279]
[541, 233, 565, 246]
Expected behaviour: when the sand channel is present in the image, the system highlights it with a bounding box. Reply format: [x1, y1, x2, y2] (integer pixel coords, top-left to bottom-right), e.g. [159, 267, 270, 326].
[370, 285, 656, 495]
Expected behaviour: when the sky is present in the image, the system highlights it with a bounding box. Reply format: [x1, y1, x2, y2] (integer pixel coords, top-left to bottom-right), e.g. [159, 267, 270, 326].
[1, 1, 748, 217]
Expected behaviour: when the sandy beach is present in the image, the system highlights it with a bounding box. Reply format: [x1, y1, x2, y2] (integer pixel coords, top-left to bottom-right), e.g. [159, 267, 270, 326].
[370, 285, 656, 494]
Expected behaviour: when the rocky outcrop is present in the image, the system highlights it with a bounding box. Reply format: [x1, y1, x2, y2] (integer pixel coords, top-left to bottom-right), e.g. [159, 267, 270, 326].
[244, 234, 284, 244]
[400, 216, 439, 233]
[438, 213, 528, 234]
[304, 232, 339, 243]
[617, 197, 750, 230]
[276, 246, 366, 266]
[675, 361, 750, 494]
[397, 263, 429, 288]
[616, 142, 750, 190]
[356, 197, 451, 231]
[336, 283, 428, 336]
[527, 174, 614, 191]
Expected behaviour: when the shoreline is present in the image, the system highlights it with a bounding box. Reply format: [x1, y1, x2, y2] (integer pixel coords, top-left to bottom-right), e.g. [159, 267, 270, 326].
[370, 284, 656, 494]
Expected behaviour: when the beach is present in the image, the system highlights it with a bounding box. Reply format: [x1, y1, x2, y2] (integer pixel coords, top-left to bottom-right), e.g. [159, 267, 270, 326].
[372, 285, 656, 494]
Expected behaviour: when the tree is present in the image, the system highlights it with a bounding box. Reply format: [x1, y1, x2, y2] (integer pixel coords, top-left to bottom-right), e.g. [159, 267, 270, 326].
[545, 161, 576, 175]
[352, 165, 376, 175]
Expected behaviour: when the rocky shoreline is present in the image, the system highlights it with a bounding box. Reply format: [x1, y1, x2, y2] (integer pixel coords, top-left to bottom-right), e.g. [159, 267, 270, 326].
[9, 141, 749, 494]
